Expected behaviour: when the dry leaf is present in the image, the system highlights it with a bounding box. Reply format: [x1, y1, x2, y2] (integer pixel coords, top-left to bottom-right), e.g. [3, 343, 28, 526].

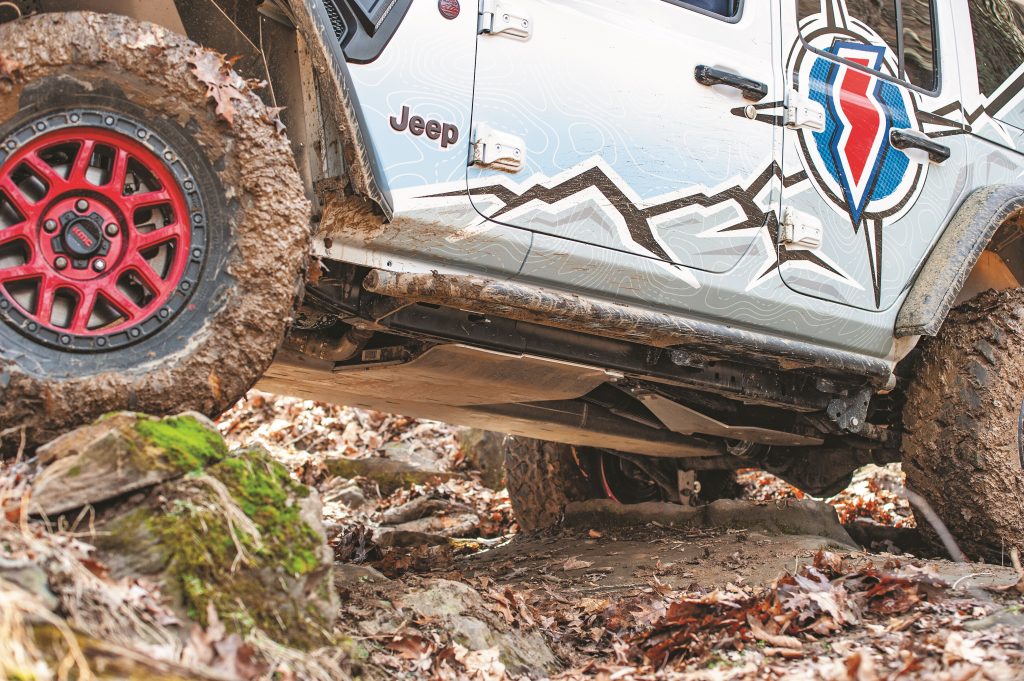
[747, 615, 803, 650]
[844, 649, 879, 681]
[454, 645, 506, 681]
[563, 557, 594, 571]
[386, 635, 432, 660]
[263, 105, 287, 135]
[188, 49, 249, 126]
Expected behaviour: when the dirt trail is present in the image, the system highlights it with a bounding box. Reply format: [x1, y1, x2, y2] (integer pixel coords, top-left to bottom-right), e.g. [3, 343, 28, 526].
[331, 521, 1024, 679]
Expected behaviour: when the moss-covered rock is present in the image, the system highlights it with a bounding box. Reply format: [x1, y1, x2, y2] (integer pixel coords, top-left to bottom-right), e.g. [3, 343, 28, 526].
[133, 414, 228, 472]
[29, 411, 335, 647]
[97, 447, 336, 649]
[30, 412, 227, 516]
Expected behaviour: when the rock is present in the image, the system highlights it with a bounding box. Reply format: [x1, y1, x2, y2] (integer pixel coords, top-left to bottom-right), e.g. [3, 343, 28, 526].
[320, 456, 461, 495]
[95, 446, 336, 649]
[0, 562, 58, 611]
[381, 496, 463, 525]
[564, 499, 700, 527]
[336, 486, 370, 508]
[391, 513, 480, 538]
[30, 412, 227, 516]
[965, 608, 1024, 631]
[322, 478, 371, 509]
[381, 440, 445, 471]
[376, 529, 451, 548]
[564, 498, 856, 548]
[334, 563, 389, 586]
[705, 499, 856, 546]
[456, 429, 506, 490]
[398, 579, 558, 677]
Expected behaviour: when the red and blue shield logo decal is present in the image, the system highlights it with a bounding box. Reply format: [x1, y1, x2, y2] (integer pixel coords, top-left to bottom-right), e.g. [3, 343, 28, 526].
[807, 40, 912, 228]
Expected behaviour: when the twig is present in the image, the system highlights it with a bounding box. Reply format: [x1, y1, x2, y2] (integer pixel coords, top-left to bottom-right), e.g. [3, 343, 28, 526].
[18, 486, 32, 537]
[0, 556, 34, 569]
[0, 576, 94, 681]
[882, 481, 968, 563]
[952, 572, 994, 590]
[0, 2, 22, 18]
[575, 582, 651, 594]
[284, 429, 315, 447]
[194, 475, 263, 571]
[0, 424, 26, 446]
[68, 504, 95, 536]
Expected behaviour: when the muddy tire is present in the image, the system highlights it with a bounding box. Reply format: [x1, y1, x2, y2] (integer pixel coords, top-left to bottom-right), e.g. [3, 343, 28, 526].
[0, 13, 309, 449]
[503, 436, 593, 532]
[902, 288, 1024, 561]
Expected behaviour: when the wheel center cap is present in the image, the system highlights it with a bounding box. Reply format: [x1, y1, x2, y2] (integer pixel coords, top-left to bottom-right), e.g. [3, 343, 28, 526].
[62, 218, 103, 257]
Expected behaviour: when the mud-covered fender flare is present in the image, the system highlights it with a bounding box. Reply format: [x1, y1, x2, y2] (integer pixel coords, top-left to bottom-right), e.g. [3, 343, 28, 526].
[895, 185, 1024, 338]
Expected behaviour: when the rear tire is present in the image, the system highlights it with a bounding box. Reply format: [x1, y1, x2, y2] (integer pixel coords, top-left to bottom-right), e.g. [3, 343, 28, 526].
[0, 13, 309, 449]
[503, 436, 593, 532]
[902, 288, 1024, 561]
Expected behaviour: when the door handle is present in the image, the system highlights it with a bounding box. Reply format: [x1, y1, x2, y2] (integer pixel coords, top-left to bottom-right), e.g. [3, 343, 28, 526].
[890, 129, 950, 164]
[694, 65, 768, 102]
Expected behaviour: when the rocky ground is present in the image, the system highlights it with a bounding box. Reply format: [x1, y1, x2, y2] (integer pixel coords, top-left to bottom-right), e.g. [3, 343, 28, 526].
[0, 390, 1022, 680]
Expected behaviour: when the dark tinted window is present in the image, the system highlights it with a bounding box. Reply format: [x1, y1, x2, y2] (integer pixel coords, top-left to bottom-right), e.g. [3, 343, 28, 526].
[968, 0, 1024, 97]
[673, 0, 740, 18]
[798, 0, 937, 91]
[799, 0, 898, 45]
[846, 0, 900, 50]
[901, 0, 936, 90]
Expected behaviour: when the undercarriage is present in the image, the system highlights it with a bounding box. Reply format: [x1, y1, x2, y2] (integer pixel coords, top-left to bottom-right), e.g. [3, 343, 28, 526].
[259, 260, 901, 496]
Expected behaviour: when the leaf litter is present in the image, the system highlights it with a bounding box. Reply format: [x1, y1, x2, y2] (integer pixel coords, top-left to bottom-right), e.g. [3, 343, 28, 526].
[0, 389, 1021, 679]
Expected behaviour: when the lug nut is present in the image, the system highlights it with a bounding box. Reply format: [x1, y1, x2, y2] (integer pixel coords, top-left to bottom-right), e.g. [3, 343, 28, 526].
[92, 259, 106, 272]
[54, 256, 68, 270]
[43, 219, 57, 233]
[105, 223, 119, 237]
[75, 199, 89, 213]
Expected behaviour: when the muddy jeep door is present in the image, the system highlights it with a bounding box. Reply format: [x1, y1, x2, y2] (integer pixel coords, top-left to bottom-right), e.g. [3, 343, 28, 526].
[778, 0, 966, 310]
[466, 0, 781, 274]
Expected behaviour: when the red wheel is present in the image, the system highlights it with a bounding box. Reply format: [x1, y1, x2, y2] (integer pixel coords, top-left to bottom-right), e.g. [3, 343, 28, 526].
[0, 13, 310, 450]
[0, 118, 203, 349]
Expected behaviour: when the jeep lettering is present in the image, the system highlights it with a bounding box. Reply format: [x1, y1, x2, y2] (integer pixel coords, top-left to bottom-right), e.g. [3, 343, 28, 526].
[390, 105, 459, 148]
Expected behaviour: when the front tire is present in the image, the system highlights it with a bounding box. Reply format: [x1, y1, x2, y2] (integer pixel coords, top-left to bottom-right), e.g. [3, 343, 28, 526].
[0, 13, 309, 448]
[902, 288, 1024, 561]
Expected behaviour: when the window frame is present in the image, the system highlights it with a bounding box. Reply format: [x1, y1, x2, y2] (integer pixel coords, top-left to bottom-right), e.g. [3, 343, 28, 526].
[797, 0, 941, 96]
[662, 0, 744, 24]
